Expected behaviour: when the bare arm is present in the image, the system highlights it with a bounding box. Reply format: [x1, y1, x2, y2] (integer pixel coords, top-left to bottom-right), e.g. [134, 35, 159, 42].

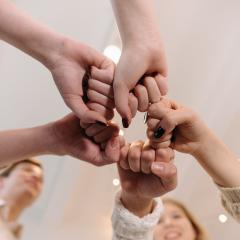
[0, 124, 55, 166]
[148, 100, 240, 188]
[110, 0, 167, 126]
[0, 0, 114, 124]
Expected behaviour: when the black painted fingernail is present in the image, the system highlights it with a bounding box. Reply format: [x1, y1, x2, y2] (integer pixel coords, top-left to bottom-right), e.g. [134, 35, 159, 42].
[154, 127, 165, 138]
[122, 118, 129, 128]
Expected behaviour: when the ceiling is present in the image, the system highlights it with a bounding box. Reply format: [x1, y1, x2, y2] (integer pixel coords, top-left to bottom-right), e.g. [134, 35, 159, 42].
[1, 0, 240, 239]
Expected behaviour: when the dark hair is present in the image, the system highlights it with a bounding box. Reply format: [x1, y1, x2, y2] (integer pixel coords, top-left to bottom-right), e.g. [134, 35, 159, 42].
[0, 158, 42, 178]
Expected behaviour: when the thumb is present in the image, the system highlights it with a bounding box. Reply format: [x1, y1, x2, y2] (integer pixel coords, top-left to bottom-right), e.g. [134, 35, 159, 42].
[105, 136, 121, 163]
[113, 60, 145, 128]
[113, 80, 132, 128]
[151, 162, 177, 192]
[66, 96, 107, 124]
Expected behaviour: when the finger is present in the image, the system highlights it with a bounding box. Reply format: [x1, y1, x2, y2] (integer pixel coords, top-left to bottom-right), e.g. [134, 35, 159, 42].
[113, 81, 132, 128]
[114, 57, 146, 126]
[140, 142, 155, 174]
[93, 124, 119, 143]
[146, 118, 160, 130]
[155, 148, 175, 163]
[155, 74, 168, 96]
[156, 109, 194, 135]
[119, 144, 130, 170]
[64, 95, 107, 124]
[88, 78, 114, 99]
[143, 76, 161, 103]
[80, 120, 91, 129]
[148, 101, 171, 120]
[87, 89, 115, 109]
[151, 162, 177, 192]
[87, 102, 114, 120]
[133, 84, 149, 112]
[103, 136, 121, 163]
[128, 93, 138, 118]
[91, 63, 114, 85]
[85, 123, 107, 137]
[147, 130, 172, 143]
[149, 140, 171, 149]
[128, 141, 144, 172]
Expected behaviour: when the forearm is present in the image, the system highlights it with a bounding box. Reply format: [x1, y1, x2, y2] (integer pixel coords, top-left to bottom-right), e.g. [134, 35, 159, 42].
[111, 0, 160, 46]
[0, 0, 64, 68]
[120, 190, 154, 217]
[193, 130, 240, 188]
[0, 124, 56, 166]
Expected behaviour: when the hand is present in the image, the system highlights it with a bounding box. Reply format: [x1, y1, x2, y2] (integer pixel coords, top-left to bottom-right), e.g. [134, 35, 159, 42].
[49, 38, 115, 124]
[147, 99, 210, 155]
[118, 141, 176, 217]
[49, 114, 122, 166]
[86, 72, 115, 121]
[113, 43, 168, 127]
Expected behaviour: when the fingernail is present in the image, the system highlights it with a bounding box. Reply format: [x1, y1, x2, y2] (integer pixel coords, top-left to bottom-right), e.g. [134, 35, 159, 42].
[154, 127, 165, 138]
[122, 118, 129, 128]
[152, 163, 165, 172]
[96, 121, 107, 126]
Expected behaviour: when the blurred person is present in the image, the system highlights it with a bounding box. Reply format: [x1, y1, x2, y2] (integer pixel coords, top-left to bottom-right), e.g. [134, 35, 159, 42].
[0, 158, 43, 239]
[154, 198, 209, 240]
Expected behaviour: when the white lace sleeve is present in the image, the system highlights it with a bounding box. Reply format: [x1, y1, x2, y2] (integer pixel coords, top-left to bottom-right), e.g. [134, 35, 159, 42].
[111, 192, 163, 240]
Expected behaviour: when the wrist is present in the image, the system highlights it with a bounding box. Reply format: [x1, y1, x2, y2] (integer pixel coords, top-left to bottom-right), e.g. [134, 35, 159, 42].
[191, 129, 217, 160]
[33, 123, 61, 156]
[120, 190, 154, 218]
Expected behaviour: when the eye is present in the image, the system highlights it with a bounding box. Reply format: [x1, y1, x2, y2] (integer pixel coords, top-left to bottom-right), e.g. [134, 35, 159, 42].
[172, 213, 182, 219]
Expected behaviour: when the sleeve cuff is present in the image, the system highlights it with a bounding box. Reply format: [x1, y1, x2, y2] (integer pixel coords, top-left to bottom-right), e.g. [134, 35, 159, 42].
[217, 185, 240, 223]
[112, 191, 163, 240]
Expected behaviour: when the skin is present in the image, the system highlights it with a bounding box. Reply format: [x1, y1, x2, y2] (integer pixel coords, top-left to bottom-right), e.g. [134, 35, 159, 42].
[85, 70, 176, 218]
[0, 114, 122, 167]
[147, 99, 240, 188]
[0, 0, 115, 124]
[154, 202, 196, 240]
[0, 162, 43, 222]
[111, 0, 168, 126]
[118, 141, 177, 217]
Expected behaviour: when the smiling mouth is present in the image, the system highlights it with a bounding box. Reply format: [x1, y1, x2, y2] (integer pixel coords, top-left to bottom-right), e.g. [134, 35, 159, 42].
[164, 231, 181, 240]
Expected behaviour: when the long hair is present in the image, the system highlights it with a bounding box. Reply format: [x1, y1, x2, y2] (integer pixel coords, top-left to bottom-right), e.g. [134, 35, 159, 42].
[160, 198, 209, 240]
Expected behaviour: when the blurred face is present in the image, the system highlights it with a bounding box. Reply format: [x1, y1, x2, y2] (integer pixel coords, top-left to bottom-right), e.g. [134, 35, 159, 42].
[1, 163, 43, 206]
[154, 202, 197, 240]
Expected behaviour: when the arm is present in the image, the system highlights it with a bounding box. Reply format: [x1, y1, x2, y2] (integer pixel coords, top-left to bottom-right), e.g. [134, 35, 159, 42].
[148, 100, 240, 188]
[112, 142, 177, 240]
[111, 0, 168, 126]
[0, 114, 122, 167]
[0, 125, 55, 167]
[0, 0, 114, 124]
[148, 99, 240, 222]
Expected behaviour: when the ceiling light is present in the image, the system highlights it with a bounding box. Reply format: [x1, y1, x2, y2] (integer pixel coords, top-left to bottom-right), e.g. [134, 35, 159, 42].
[112, 178, 120, 186]
[103, 45, 121, 64]
[218, 214, 228, 223]
[119, 129, 124, 136]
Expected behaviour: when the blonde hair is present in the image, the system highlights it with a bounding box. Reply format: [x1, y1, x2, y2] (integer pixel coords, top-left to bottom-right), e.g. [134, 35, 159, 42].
[161, 198, 209, 240]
